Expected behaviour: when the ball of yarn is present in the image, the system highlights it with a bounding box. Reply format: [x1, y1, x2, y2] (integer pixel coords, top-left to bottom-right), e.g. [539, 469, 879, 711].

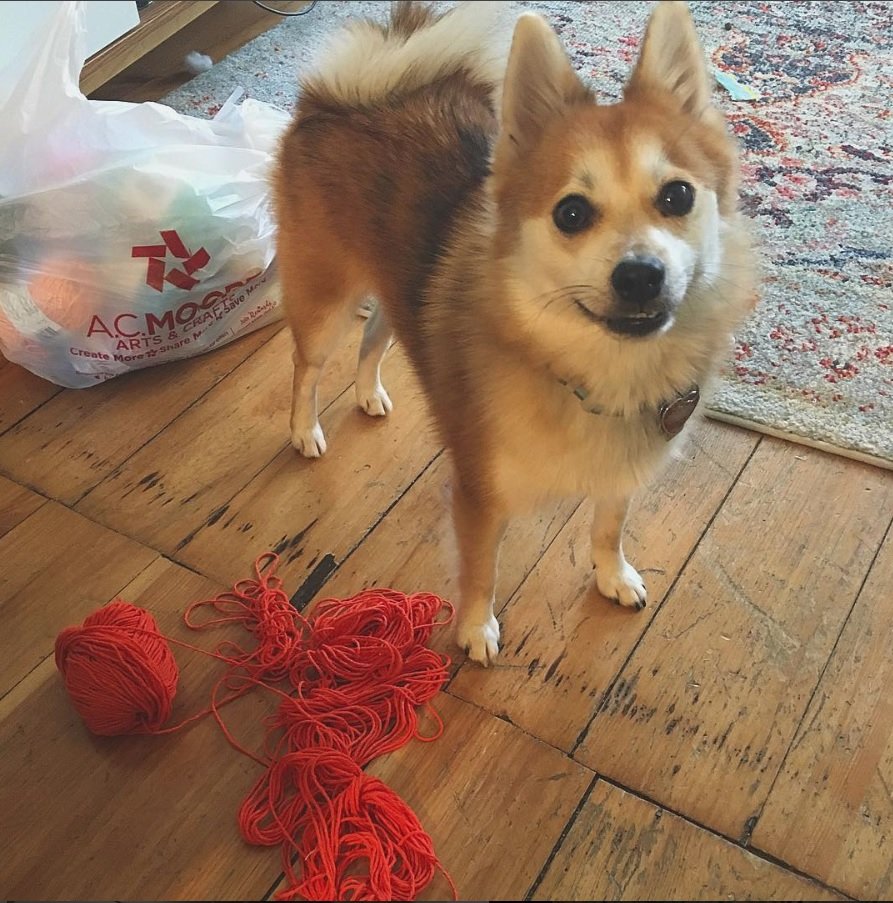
[0, 306, 17, 352]
[54, 602, 179, 736]
[28, 257, 101, 332]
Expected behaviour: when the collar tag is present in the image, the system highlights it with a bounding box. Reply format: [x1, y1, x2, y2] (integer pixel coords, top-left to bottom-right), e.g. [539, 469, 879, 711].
[659, 386, 700, 438]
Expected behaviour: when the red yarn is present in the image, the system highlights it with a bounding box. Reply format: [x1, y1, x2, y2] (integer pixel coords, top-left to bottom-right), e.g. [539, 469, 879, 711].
[251, 749, 447, 902]
[185, 552, 308, 684]
[54, 554, 457, 901]
[55, 602, 179, 736]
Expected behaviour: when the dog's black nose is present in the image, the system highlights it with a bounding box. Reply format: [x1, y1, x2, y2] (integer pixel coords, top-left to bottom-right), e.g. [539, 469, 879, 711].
[611, 257, 665, 306]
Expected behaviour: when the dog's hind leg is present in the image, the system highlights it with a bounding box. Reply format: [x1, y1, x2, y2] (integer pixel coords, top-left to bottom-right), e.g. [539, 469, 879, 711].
[355, 301, 394, 417]
[279, 244, 361, 458]
[288, 308, 353, 458]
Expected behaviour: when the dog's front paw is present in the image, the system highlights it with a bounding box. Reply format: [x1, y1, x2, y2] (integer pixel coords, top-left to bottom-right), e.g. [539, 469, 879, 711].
[356, 383, 393, 417]
[292, 422, 327, 458]
[595, 559, 647, 610]
[456, 615, 500, 666]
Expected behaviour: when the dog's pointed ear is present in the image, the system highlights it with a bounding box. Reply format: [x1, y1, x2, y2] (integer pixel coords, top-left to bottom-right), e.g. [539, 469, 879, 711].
[627, 1, 712, 116]
[498, 13, 590, 154]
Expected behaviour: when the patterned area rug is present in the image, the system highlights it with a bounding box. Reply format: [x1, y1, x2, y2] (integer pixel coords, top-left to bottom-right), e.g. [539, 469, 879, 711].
[161, 1, 893, 468]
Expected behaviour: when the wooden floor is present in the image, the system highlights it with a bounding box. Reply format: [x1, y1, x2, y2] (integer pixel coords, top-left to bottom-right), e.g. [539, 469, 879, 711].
[1, 319, 892, 901]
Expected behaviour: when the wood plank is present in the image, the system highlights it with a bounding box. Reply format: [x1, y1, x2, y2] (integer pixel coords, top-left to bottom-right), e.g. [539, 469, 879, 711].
[0, 558, 285, 900]
[310, 451, 579, 665]
[0, 356, 60, 435]
[80, 0, 218, 95]
[0, 475, 46, 539]
[76, 326, 357, 557]
[449, 421, 758, 750]
[0, 502, 158, 695]
[0, 324, 280, 504]
[574, 439, 893, 840]
[269, 693, 594, 902]
[753, 523, 893, 900]
[533, 781, 841, 901]
[172, 347, 441, 587]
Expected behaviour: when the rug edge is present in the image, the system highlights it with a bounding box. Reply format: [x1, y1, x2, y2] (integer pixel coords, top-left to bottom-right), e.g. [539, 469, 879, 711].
[704, 407, 893, 472]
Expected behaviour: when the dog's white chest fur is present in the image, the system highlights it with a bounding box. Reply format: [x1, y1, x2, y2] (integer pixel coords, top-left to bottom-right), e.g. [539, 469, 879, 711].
[485, 364, 684, 510]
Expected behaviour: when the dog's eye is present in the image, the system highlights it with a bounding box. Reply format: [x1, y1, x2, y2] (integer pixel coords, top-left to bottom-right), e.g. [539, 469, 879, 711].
[553, 194, 595, 235]
[657, 180, 695, 216]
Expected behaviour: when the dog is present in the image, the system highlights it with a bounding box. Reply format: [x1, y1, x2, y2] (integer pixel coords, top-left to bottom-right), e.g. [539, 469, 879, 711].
[273, 0, 756, 665]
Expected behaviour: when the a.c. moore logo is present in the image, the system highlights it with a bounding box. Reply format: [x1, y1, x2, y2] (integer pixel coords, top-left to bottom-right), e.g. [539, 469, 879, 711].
[131, 229, 209, 292]
[82, 230, 262, 347]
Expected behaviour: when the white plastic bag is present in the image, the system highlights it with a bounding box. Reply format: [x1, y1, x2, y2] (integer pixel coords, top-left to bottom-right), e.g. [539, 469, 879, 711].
[0, 1, 290, 388]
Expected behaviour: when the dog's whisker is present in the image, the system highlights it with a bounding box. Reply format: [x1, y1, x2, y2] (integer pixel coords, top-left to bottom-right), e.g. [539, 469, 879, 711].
[537, 288, 611, 318]
[532, 284, 601, 309]
[703, 273, 754, 293]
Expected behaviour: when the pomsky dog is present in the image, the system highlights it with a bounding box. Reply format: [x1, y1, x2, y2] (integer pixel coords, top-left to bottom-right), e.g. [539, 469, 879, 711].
[273, 0, 756, 664]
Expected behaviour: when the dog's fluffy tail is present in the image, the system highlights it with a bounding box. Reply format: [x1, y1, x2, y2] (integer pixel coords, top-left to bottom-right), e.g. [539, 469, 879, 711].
[302, 1, 511, 109]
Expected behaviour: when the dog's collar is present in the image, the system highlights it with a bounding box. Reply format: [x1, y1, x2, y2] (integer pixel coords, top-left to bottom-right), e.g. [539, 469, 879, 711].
[558, 379, 701, 440]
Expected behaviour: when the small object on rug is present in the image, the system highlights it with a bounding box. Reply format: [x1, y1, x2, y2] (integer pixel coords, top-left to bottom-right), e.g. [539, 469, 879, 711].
[715, 69, 761, 101]
[184, 51, 214, 75]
